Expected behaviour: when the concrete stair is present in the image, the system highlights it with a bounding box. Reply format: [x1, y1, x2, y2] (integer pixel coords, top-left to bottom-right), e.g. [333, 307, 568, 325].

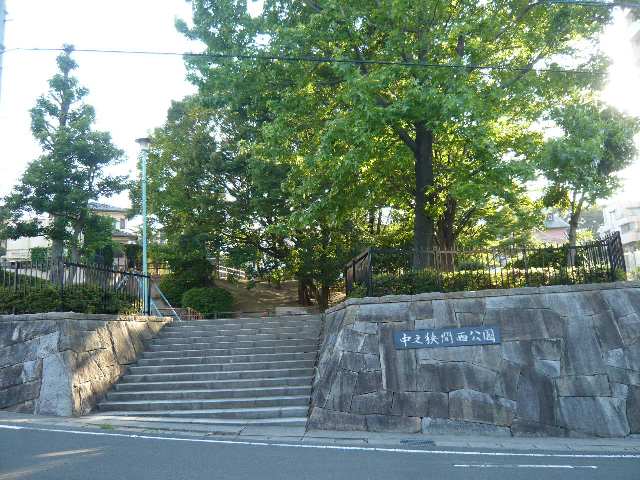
[96, 314, 322, 427]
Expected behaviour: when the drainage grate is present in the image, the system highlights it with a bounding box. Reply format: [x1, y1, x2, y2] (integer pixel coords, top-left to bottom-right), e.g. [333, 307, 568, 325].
[399, 439, 435, 447]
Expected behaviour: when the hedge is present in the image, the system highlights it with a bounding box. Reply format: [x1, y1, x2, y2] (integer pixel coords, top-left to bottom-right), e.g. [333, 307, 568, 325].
[181, 287, 234, 318]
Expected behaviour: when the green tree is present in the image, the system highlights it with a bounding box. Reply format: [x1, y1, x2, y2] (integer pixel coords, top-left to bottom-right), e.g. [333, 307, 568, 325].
[3, 46, 126, 266]
[180, 0, 610, 267]
[540, 101, 639, 248]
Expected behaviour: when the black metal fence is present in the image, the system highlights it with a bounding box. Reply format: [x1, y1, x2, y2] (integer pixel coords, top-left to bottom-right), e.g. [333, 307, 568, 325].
[345, 232, 627, 297]
[0, 259, 150, 315]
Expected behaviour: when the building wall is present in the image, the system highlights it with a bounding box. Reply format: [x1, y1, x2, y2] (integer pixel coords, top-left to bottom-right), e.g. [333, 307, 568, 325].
[310, 282, 640, 437]
[601, 202, 640, 250]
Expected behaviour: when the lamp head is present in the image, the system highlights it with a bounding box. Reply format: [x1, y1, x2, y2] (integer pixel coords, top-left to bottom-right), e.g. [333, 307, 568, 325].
[135, 137, 151, 150]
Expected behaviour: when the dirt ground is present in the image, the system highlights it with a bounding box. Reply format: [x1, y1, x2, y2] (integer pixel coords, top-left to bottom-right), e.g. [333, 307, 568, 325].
[215, 279, 346, 313]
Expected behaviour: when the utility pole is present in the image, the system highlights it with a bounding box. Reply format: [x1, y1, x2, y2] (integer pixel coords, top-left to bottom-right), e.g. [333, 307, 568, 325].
[0, 0, 6, 104]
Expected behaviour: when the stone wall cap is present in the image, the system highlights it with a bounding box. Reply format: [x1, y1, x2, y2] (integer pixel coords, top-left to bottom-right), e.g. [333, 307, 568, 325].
[326, 281, 640, 312]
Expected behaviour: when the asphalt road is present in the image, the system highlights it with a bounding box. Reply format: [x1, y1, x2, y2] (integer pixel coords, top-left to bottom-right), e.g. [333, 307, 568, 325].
[1, 425, 639, 480]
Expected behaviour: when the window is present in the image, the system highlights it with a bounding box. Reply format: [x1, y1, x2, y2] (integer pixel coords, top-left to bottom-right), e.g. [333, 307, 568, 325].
[120, 218, 126, 230]
[621, 223, 636, 234]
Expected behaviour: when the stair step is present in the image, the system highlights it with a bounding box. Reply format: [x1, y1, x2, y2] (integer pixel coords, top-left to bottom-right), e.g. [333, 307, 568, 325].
[120, 367, 315, 383]
[178, 315, 322, 325]
[161, 325, 321, 335]
[89, 415, 308, 427]
[114, 376, 314, 392]
[142, 344, 319, 358]
[128, 359, 315, 375]
[98, 395, 310, 412]
[152, 334, 319, 344]
[97, 405, 310, 419]
[137, 352, 317, 366]
[147, 339, 319, 351]
[107, 386, 311, 402]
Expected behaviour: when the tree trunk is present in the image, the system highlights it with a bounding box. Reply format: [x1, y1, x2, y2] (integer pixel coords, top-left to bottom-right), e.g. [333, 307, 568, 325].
[297, 278, 313, 306]
[413, 123, 434, 269]
[436, 196, 457, 271]
[367, 209, 375, 234]
[318, 282, 330, 311]
[567, 193, 585, 267]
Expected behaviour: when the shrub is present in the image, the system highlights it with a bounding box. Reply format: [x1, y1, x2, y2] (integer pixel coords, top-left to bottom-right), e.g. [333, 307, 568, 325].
[181, 287, 233, 318]
[158, 274, 189, 307]
[0, 285, 138, 314]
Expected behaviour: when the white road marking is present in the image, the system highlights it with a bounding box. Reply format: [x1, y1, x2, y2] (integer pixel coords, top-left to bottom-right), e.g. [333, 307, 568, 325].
[0, 424, 639, 459]
[454, 464, 598, 469]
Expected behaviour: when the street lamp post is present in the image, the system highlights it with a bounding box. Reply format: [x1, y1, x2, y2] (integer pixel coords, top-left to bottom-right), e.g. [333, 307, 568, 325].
[136, 137, 151, 314]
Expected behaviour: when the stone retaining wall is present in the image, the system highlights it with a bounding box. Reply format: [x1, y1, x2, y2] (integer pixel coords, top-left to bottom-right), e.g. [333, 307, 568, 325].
[0, 312, 170, 416]
[309, 282, 640, 437]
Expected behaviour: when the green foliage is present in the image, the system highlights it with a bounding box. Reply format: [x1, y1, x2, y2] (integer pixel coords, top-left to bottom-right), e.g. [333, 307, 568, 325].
[540, 101, 640, 245]
[30, 247, 50, 264]
[3, 46, 126, 262]
[181, 287, 234, 317]
[82, 214, 120, 266]
[0, 285, 138, 315]
[371, 266, 613, 297]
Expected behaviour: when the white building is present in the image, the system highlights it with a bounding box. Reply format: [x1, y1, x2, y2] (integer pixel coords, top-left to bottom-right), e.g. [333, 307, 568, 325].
[600, 201, 640, 274]
[1, 202, 137, 264]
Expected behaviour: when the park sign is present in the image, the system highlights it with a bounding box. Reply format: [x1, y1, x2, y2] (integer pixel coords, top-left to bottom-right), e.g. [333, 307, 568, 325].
[393, 326, 501, 350]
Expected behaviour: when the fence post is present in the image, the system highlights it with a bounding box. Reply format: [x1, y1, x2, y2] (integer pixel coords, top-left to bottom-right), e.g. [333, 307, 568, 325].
[59, 260, 64, 312]
[367, 248, 373, 297]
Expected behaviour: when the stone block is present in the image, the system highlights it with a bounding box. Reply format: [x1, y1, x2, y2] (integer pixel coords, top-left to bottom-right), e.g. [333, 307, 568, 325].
[452, 298, 486, 314]
[557, 375, 611, 397]
[616, 313, 640, 347]
[439, 362, 497, 394]
[486, 295, 544, 310]
[408, 301, 433, 321]
[125, 323, 146, 356]
[449, 389, 515, 426]
[363, 354, 380, 371]
[325, 370, 358, 412]
[511, 420, 567, 438]
[107, 322, 136, 365]
[58, 329, 103, 353]
[356, 302, 410, 323]
[422, 417, 511, 437]
[561, 316, 606, 376]
[607, 366, 640, 386]
[414, 319, 435, 329]
[559, 397, 629, 437]
[0, 320, 57, 347]
[605, 346, 640, 372]
[0, 332, 59, 368]
[628, 386, 640, 434]
[352, 321, 378, 335]
[611, 383, 629, 399]
[494, 360, 520, 400]
[455, 312, 484, 326]
[592, 311, 624, 351]
[379, 325, 417, 392]
[358, 335, 378, 354]
[392, 392, 447, 418]
[308, 407, 367, 431]
[366, 414, 421, 433]
[534, 360, 560, 378]
[0, 380, 41, 409]
[433, 301, 456, 328]
[486, 308, 562, 341]
[355, 371, 382, 395]
[416, 363, 443, 392]
[0, 363, 24, 389]
[516, 367, 556, 426]
[35, 351, 74, 416]
[531, 339, 562, 360]
[335, 329, 365, 353]
[351, 391, 394, 415]
[340, 352, 366, 372]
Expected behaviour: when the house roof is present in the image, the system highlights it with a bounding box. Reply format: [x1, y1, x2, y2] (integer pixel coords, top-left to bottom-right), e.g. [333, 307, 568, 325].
[89, 202, 129, 213]
[544, 213, 570, 230]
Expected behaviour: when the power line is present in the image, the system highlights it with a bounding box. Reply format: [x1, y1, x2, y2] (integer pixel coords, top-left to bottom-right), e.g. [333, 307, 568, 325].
[4, 47, 608, 75]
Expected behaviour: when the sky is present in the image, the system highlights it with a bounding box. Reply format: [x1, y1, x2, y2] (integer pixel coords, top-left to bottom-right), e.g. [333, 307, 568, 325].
[0, 2, 638, 213]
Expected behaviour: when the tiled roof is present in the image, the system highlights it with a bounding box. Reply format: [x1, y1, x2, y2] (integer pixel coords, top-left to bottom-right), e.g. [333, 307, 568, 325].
[89, 202, 129, 213]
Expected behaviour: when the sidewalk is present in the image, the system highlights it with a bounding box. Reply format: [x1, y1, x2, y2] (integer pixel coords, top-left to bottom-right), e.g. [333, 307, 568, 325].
[2, 411, 640, 453]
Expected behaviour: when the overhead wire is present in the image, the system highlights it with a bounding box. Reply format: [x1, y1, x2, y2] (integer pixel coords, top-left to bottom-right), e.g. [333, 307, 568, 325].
[3, 47, 608, 76]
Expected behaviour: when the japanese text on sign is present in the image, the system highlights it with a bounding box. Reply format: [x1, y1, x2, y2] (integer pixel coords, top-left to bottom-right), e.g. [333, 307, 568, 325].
[393, 326, 501, 350]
